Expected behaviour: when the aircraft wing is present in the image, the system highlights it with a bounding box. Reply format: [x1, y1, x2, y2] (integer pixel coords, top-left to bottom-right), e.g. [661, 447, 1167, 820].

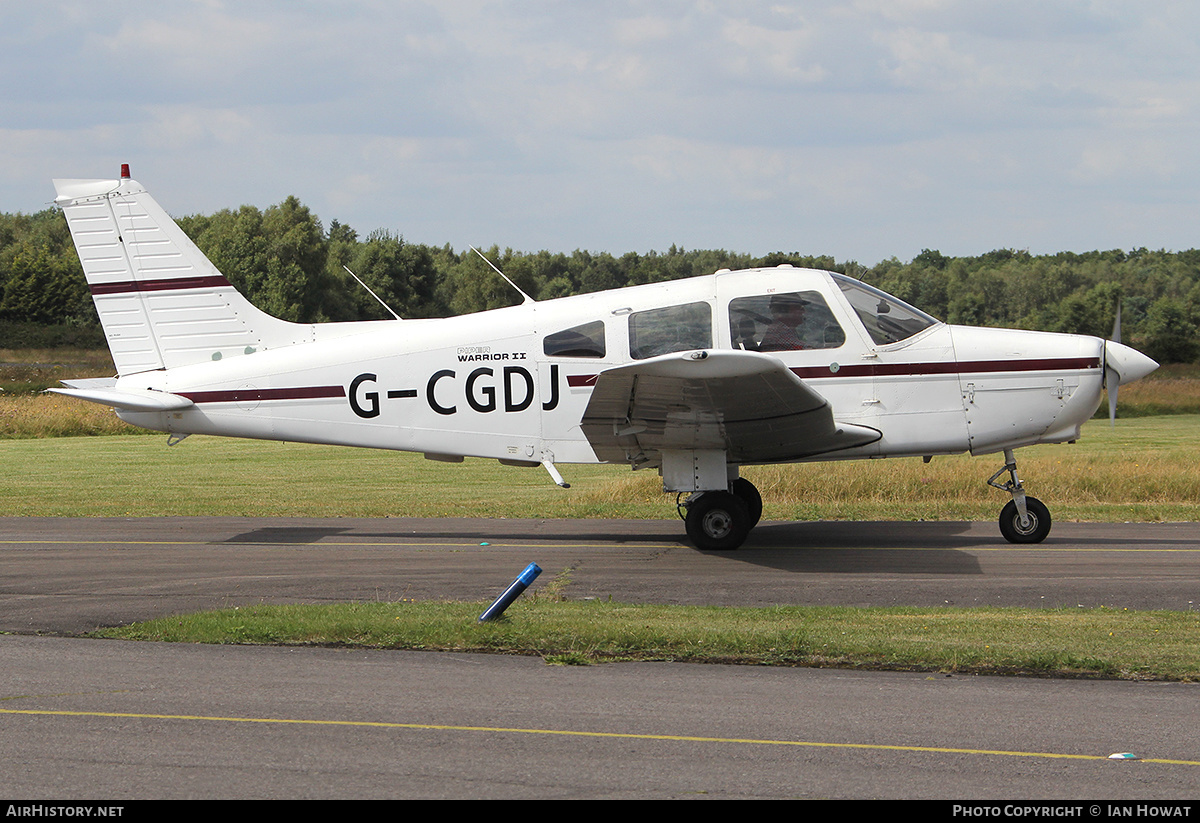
[579, 349, 881, 466]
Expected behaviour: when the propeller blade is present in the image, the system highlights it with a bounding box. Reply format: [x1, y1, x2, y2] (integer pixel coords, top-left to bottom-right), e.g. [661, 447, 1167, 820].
[1105, 298, 1124, 425]
[1106, 365, 1119, 426]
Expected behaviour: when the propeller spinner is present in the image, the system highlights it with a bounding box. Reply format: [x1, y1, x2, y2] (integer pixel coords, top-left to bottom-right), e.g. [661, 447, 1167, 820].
[1103, 305, 1158, 425]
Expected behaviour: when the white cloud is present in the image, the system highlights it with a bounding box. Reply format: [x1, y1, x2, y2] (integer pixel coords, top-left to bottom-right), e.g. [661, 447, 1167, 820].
[2, 1, 1199, 263]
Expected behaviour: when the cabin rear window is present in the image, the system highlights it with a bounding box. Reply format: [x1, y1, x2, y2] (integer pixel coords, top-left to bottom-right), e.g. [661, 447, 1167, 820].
[628, 302, 712, 360]
[544, 321, 606, 358]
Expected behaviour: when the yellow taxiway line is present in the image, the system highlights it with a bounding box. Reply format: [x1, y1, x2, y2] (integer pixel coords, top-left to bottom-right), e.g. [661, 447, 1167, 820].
[2, 707, 1198, 766]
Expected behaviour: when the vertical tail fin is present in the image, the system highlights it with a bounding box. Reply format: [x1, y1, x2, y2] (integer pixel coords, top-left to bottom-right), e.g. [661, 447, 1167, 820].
[54, 170, 306, 376]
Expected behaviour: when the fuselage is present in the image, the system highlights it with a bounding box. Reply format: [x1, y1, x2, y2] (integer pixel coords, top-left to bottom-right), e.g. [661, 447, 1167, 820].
[116, 265, 1112, 467]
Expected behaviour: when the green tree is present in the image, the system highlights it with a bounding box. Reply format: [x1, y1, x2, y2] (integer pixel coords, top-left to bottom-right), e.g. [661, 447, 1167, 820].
[0, 243, 86, 323]
[350, 230, 440, 319]
[259, 196, 329, 322]
[1142, 297, 1199, 363]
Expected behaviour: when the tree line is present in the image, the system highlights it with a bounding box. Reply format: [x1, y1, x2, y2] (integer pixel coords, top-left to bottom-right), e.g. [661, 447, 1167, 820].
[1, 198, 1197, 363]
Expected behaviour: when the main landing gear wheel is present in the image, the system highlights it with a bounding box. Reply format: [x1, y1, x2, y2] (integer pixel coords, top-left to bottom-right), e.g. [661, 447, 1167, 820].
[999, 497, 1051, 544]
[730, 478, 763, 529]
[685, 491, 750, 551]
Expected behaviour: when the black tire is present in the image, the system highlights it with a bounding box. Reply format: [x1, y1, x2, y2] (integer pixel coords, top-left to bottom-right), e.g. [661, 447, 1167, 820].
[999, 497, 1051, 544]
[730, 478, 763, 529]
[685, 491, 750, 551]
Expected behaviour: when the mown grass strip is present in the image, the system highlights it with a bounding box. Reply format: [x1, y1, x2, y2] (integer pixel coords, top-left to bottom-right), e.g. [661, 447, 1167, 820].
[5, 416, 1200, 521]
[91, 600, 1200, 681]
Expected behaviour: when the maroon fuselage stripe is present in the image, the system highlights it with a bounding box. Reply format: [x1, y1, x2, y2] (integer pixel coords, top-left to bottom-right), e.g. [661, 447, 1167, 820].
[567, 357, 1101, 387]
[791, 356, 1101, 379]
[90, 275, 232, 295]
[178, 386, 346, 404]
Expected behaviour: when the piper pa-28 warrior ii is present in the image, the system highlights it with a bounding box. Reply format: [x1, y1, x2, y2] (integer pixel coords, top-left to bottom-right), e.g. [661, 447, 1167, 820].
[51, 167, 1160, 550]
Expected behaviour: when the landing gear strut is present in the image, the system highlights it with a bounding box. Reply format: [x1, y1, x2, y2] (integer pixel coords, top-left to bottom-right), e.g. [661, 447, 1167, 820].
[679, 477, 762, 551]
[988, 449, 1051, 543]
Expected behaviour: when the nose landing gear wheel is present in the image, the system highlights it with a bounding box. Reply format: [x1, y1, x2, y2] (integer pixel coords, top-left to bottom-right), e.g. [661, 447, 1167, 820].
[685, 491, 750, 551]
[988, 449, 1051, 544]
[999, 497, 1051, 544]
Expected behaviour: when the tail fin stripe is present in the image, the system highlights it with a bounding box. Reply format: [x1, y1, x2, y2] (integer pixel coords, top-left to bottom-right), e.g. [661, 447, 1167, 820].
[89, 275, 233, 296]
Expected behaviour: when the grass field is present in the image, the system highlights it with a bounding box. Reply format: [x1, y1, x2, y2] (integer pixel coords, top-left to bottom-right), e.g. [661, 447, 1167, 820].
[1114, 363, 1200, 416]
[93, 601, 1200, 680]
[2, 415, 1199, 521]
[1, 349, 138, 438]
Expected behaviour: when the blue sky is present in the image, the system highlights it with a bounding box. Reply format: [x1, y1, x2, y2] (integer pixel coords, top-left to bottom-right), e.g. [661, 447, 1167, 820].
[3, 1, 1197, 264]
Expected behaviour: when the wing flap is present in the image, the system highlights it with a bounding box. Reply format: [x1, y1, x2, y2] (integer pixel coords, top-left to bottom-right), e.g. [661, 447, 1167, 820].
[580, 349, 880, 466]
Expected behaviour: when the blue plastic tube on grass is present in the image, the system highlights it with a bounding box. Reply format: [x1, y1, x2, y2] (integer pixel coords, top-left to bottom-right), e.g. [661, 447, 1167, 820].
[478, 563, 542, 622]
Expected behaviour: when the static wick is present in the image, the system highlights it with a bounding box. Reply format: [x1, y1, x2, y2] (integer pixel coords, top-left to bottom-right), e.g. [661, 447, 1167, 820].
[478, 563, 542, 622]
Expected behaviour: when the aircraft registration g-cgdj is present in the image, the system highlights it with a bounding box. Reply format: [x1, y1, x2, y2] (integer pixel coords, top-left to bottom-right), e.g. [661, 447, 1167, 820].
[51, 167, 1159, 550]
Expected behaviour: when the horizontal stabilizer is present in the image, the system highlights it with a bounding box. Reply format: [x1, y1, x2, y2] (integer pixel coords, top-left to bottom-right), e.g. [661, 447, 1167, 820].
[47, 386, 194, 412]
[60, 377, 118, 390]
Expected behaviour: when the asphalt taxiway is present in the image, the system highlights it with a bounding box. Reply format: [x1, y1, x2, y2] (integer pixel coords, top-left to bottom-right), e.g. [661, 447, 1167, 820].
[2, 516, 1198, 632]
[2, 516, 1199, 799]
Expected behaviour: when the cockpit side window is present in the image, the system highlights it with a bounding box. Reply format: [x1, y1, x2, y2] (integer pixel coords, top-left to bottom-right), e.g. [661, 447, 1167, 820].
[833, 274, 939, 346]
[544, 320, 606, 358]
[728, 291, 846, 352]
[628, 302, 712, 360]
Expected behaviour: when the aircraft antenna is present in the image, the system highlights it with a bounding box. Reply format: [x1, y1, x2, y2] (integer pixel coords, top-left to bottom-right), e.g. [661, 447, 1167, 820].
[342, 265, 402, 320]
[470, 245, 535, 305]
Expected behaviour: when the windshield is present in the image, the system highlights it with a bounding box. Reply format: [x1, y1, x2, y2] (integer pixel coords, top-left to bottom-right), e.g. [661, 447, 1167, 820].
[832, 274, 939, 346]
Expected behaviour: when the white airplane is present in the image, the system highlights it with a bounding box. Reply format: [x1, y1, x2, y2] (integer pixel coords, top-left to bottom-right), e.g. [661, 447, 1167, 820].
[51, 167, 1159, 550]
